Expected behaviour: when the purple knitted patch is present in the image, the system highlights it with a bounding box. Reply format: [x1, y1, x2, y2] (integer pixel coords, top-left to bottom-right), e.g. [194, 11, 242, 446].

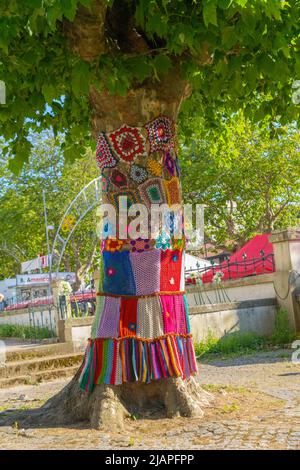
[129, 249, 161, 295]
[96, 296, 121, 338]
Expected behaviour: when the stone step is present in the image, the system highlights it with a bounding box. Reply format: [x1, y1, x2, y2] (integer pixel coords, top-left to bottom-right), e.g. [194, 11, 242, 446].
[5, 342, 82, 362]
[0, 352, 83, 379]
[0, 365, 79, 389]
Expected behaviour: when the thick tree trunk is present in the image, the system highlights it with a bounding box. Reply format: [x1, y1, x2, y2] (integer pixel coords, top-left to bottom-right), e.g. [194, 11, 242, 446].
[5, 71, 211, 431]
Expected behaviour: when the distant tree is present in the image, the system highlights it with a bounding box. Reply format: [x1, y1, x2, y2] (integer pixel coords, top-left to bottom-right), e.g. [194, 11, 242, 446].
[0, 133, 99, 285]
[180, 113, 300, 247]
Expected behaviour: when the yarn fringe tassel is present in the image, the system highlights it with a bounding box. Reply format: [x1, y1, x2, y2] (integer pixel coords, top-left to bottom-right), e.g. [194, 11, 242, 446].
[79, 335, 198, 393]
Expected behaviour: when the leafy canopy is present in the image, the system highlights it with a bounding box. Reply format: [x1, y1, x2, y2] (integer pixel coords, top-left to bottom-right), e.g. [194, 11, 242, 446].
[1, 0, 300, 172]
[180, 112, 300, 246]
[0, 134, 99, 281]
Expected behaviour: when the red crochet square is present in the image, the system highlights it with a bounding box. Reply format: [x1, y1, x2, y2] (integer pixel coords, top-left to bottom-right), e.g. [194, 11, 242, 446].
[119, 298, 138, 337]
[160, 249, 182, 292]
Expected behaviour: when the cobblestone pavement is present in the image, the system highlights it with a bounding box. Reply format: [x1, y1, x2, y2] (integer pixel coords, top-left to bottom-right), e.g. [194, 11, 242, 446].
[0, 349, 299, 450]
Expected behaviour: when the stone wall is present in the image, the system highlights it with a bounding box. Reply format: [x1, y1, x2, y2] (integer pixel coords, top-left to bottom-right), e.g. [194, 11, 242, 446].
[189, 298, 277, 342]
[186, 273, 276, 307]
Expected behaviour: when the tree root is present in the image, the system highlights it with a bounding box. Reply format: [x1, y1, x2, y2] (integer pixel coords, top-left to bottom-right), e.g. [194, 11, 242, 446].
[0, 373, 212, 430]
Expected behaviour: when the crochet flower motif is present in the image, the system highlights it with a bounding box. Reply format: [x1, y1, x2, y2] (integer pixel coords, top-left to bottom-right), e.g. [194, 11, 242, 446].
[164, 152, 175, 176]
[107, 267, 116, 277]
[129, 238, 151, 253]
[96, 133, 118, 171]
[128, 322, 136, 331]
[105, 238, 124, 252]
[145, 116, 175, 153]
[130, 164, 148, 184]
[155, 232, 171, 251]
[109, 125, 146, 162]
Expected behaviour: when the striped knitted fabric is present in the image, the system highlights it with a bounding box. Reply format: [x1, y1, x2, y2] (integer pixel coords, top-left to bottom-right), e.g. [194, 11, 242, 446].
[79, 116, 198, 392]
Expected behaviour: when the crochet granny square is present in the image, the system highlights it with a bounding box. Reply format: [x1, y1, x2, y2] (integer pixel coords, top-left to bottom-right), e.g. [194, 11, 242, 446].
[108, 125, 146, 163]
[145, 116, 175, 153]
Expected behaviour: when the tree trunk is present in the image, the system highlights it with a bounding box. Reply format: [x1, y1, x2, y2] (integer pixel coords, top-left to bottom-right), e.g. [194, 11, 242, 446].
[10, 71, 211, 430]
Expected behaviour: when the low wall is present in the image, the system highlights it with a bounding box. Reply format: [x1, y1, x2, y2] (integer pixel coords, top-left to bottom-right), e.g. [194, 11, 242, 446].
[0, 306, 57, 334]
[189, 298, 277, 342]
[57, 316, 93, 346]
[55, 297, 277, 347]
[186, 273, 276, 307]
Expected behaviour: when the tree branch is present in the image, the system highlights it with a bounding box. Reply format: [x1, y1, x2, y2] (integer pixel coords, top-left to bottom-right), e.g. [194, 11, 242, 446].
[63, 0, 108, 62]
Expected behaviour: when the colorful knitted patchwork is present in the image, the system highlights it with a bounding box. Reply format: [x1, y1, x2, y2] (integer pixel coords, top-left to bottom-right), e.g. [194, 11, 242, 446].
[136, 296, 164, 338]
[96, 296, 121, 338]
[108, 125, 146, 162]
[109, 189, 141, 212]
[79, 335, 197, 390]
[160, 249, 183, 292]
[164, 152, 176, 177]
[103, 251, 136, 295]
[119, 297, 138, 337]
[145, 116, 175, 153]
[130, 164, 148, 184]
[130, 249, 161, 295]
[96, 133, 118, 172]
[101, 174, 110, 193]
[110, 169, 128, 189]
[164, 177, 181, 206]
[139, 178, 166, 208]
[79, 116, 198, 392]
[160, 294, 187, 334]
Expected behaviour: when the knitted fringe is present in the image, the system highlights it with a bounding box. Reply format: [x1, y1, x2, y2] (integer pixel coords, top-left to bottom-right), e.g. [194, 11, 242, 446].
[79, 334, 198, 392]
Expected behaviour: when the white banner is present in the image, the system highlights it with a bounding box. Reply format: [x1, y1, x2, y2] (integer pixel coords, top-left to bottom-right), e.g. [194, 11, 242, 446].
[16, 272, 76, 286]
[21, 255, 51, 273]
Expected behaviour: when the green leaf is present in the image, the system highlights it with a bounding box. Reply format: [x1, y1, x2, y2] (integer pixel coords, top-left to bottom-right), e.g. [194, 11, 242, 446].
[64, 146, 76, 162]
[221, 26, 237, 48]
[203, 1, 218, 28]
[217, 0, 233, 9]
[153, 55, 172, 74]
[71, 61, 90, 98]
[129, 58, 152, 82]
[61, 0, 78, 22]
[8, 140, 32, 175]
[42, 83, 57, 103]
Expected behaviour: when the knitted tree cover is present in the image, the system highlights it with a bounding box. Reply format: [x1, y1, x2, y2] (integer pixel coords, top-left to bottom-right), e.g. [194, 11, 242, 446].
[79, 116, 198, 392]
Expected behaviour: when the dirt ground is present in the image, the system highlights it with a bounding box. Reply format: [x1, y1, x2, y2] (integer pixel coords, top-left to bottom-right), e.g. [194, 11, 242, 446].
[0, 349, 299, 450]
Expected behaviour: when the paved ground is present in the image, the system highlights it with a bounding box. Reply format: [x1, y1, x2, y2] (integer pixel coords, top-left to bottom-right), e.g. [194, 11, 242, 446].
[0, 349, 299, 450]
